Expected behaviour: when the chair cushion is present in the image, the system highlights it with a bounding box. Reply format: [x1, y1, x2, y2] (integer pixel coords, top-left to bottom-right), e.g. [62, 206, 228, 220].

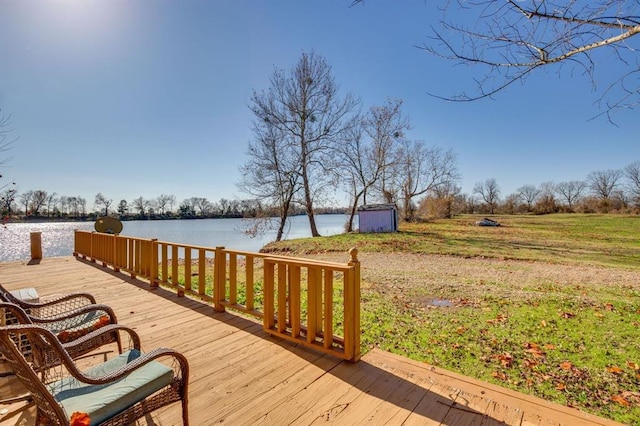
[52, 312, 112, 343]
[9, 287, 39, 303]
[47, 349, 174, 425]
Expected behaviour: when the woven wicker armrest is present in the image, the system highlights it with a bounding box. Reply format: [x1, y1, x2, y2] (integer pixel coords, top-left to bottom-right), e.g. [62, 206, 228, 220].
[0, 284, 97, 318]
[63, 324, 141, 356]
[0, 302, 31, 324]
[26, 303, 118, 326]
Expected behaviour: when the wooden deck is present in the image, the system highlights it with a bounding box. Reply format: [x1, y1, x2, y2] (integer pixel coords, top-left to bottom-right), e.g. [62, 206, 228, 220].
[0, 257, 625, 426]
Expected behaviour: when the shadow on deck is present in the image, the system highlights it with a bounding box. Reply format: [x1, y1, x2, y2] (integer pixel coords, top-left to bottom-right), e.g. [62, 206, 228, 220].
[0, 257, 623, 425]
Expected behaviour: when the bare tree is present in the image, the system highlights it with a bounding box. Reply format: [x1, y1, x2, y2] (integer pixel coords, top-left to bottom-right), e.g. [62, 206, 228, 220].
[555, 180, 587, 211]
[45, 192, 57, 217]
[624, 161, 640, 206]
[155, 194, 175, 216]
[352, 1, 640, 120]
[249, 51, 359, 237]
[0, 109, 18, 170]
[395, 140, 459, 221]
[94, 193, 113, 216]
[30, 190, 48, 216]
[66, 196, 86, 217]
[117, 199, 129, 216]
[132, 196, 152, 218]
[238, 116, 300, 241]
[535, 181, 558, 214]
[19, 190, 33, 216]
[473, 178, 501, 214]
[0, 187, 17, 216]
[77, 196, 87, 217]
[517, 184, 540, 212]
[339, 98, 409, 231]
[0, 110, 18, 212]
[587, 169, 623, 206]
[189, 197, 211, 216]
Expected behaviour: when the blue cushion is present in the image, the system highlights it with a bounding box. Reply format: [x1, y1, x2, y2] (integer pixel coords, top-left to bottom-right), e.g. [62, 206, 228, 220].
[47, 349, 174, 425]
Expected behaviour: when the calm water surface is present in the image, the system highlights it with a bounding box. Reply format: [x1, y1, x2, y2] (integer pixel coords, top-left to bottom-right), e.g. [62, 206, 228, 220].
[0, 215, 353, 262]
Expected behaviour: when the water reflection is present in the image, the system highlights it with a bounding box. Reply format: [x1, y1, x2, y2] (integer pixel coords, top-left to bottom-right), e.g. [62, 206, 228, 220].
[0, 215, 353, 262]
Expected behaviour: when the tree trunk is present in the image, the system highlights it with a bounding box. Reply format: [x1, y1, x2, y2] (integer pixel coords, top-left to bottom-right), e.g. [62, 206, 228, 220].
[346, 194, 361, 233]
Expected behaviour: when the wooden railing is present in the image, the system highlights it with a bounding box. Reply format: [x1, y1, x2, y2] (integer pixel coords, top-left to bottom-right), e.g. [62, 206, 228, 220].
[73, 230, 361, 362]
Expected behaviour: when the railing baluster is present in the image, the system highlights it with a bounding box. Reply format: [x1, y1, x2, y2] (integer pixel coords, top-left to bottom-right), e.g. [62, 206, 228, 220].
[184, 248, 191, 295]
[277, 263, 287, 333]
[290, 265, 301, 338]
[229, 253, 237, 305]
[73, 231, 361, 361]
[324, 270, 333, 349]
[198, 249, 206, 296]
[171, 245, 179, 288]
[245, 255, 254, 311]
[264, 260, 275, 330]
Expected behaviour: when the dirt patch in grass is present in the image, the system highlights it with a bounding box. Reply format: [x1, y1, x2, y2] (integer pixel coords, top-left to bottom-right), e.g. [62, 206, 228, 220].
[304, 251, 640, 302]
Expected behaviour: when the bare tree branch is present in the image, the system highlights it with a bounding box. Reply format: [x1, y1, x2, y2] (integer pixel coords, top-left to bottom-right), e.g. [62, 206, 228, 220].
[351, 0, 640, 120]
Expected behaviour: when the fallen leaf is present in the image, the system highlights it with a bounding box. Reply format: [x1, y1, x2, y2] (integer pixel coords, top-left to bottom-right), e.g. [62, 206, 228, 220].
[492, 371, 507, 381]
[560, 312, 575, 319]
[524, 342, 546, 358]
[497, 353, 514, 368]
[607, 366, 624, 375]
[544, 344, 556, 350]
[605, 303, 615, 311]
[556, 382, 566, 391]
[540, 320, 547, 327]
[611, 395, 630, 406]
[627, 362, 639, 371]
[560, 361, 573, 370]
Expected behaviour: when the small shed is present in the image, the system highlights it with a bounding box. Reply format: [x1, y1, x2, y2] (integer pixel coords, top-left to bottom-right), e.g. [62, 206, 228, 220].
[357, 204, 398, 233]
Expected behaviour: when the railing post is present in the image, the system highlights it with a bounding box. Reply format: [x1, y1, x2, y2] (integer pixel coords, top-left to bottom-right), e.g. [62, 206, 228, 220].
[30, 231, 42, 260]
[90, 232, 97, 263]
[113, 234, 120, 272]
[73, 229, 79, 257]
[213, 246, 226, 312]
[150, 239, 159, 288]
[347, 248, 361, 362]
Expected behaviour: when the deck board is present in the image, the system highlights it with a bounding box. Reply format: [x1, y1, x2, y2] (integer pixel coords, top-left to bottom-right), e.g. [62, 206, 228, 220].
[0, 257, 626, 426]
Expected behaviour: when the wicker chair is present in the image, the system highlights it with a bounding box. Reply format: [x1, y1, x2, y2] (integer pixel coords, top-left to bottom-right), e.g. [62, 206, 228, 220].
[0, 324, 189, 426]
[0, 283, 97, 319]
[0, 302, 125, 371]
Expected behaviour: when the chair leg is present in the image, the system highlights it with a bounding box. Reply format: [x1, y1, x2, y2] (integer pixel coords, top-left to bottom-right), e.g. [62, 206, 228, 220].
[182, 399, 189, 426]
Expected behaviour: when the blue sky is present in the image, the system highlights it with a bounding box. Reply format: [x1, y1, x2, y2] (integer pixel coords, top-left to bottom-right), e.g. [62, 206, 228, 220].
[1, 0, 638, 209]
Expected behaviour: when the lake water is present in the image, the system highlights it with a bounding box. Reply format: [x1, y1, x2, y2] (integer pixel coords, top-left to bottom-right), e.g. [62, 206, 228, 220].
[0, 214, 354, 262]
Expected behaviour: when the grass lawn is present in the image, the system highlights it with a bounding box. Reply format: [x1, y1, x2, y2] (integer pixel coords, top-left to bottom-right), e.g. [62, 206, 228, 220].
[263, 213, 640, 424]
